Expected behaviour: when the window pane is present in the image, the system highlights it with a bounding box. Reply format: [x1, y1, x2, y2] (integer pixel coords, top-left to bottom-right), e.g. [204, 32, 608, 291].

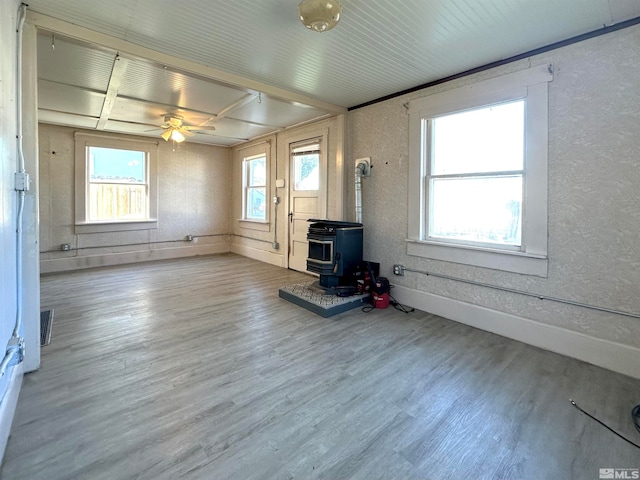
[248, 156, 266, 187]
[431, 100, 524, 175]
[247, 187, 266, 220]
[89, 184, 147, 221]
[294, 154, 319, 191]
[89, 147, 146, 183]
[430, 176, 522, 245]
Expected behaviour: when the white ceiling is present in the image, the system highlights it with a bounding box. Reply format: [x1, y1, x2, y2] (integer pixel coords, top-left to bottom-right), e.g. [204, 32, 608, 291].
[26, 0, 640, 146]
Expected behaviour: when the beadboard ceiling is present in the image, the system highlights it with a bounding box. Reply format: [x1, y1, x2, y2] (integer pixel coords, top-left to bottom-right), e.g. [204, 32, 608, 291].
[26, 0, 640, 146]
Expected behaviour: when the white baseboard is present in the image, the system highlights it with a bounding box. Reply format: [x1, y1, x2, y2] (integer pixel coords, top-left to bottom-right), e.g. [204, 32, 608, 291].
[40, 243, 231, 274]
[230, 243, 285, 268]
[392, 285, 640, 380]
[0, 363, 23, 464]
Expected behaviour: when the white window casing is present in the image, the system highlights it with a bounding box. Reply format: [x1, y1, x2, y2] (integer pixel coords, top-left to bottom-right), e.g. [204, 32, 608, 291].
[407, 64, 553, 277]
[238, 142, 270, 231]
[74, 133, 158, 234]
[243, 154, 268, 221]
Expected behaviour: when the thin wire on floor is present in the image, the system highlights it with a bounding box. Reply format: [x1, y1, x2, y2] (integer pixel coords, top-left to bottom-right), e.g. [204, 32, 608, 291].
[570, 399, 640, 450]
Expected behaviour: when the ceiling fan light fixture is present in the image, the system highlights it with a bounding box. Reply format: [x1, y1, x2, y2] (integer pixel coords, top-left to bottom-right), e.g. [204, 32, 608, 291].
[160, 129, 172, 141]
[170, 129, 185, 143]
[298, 0, 343, 32]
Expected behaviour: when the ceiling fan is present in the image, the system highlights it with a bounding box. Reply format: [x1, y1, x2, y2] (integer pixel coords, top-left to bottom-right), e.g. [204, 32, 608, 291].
[158, 114, 216, 143]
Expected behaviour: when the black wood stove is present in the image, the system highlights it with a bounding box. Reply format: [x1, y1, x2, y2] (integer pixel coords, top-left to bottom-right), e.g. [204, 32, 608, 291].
[306, 219, 363, 290]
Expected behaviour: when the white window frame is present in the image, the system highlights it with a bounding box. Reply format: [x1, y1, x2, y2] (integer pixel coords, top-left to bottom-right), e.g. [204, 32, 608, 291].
[74, 133, 158, 234]
[238, 142, 270, 230]
[242, 153, 268, 221]
[407, 64, 553, 277]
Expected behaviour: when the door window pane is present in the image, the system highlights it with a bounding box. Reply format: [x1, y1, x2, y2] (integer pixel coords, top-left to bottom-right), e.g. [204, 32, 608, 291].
[293, 153, 319, 191]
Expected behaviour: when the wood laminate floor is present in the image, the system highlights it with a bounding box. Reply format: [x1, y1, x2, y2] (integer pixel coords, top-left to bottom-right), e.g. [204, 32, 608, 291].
[1, 254, 639, 479]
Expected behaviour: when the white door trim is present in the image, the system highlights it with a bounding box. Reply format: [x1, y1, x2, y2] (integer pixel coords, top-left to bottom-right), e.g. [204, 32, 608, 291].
[283, 128, 329, 270]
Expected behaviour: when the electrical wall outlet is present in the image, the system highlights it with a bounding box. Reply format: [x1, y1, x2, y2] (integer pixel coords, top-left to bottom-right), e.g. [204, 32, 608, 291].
[185, 235, 194, 242]
[393, 264, 405, 276]
[61, 243, 71, 251]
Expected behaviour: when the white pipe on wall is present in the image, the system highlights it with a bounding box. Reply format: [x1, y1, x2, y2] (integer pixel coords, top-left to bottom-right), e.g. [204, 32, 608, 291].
[355, 164, 364, 224]
[354, 158, 370, 224]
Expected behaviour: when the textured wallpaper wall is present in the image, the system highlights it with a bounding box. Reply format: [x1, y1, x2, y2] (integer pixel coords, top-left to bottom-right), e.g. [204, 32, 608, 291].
[348, 25, 640, 349]
[39, 124, 232, 268]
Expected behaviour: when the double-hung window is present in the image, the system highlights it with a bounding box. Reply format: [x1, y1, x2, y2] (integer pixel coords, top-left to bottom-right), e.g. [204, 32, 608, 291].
[242, 153, 267, 221]
[88, 146, 147, 222]
[75, 133, 158, 233]
[428, 100, 524, 248]
[408, 64, 553, 276]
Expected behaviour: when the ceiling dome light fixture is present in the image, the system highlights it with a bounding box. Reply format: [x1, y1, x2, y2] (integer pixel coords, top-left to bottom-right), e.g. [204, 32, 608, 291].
[298, 0, 343, 32]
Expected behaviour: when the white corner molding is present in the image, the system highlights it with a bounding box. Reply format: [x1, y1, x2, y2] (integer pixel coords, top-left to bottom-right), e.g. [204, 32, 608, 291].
[392, 285, 640, 380]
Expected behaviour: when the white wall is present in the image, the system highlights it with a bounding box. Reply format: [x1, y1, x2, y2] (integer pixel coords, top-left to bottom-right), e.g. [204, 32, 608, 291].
[348, 25, 640, 377]
[21, 22, 41, 375]
[39, 124, 232, 273]
[0, 0, 28, 461]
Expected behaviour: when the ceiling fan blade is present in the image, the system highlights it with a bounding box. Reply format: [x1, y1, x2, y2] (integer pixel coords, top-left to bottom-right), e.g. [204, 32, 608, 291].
[193, 130, 219, 137]
[185, 126, 216, 131]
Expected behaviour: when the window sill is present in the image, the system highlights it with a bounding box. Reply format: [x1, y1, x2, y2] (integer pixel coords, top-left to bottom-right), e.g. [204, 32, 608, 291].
[75, 220, 158, 234]
[237, 219, 270, 232]
[406, 239, 548, 277]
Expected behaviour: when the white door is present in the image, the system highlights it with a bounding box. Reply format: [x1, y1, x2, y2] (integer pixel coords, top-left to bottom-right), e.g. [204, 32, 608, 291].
[288, 139, 326, 272]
